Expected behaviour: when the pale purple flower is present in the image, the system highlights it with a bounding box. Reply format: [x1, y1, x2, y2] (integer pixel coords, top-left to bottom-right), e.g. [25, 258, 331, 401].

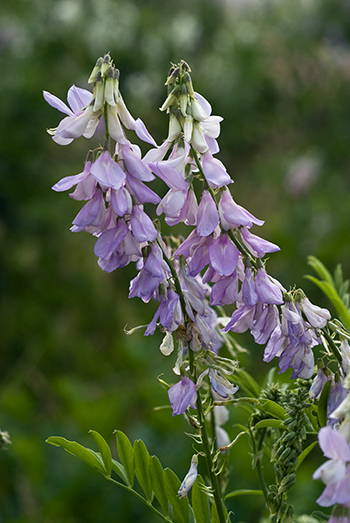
[70, 188, 105, 232]
[130, 206, 157, 243]
[178, 455, 198, 499]
[111, 187, 133, 217]
[209, 369, 239, 399]
[240, 227, 280, 258]
[301, 296, 331, 329]
[219, 189, 262, 230]
[125, 175, 161, 206]
[251, 305, 279, 345]
[208, 234, 239, 277]
[93, 219, 129, 261]
[241, 267, 259, 307]
[328, 382, 348, 423]
[145, 288, 182, 336]
[196, 190, 219, 236]
[222, 304, 256, 334]
[44, 86, 95, 145]
[52, 157, 95, 200]
[168, 377, 197, 416]
[121, 142, 155, 182]
[210, 273, 239, 306]
[255, 268, 284, 305]
[313, 426, 350, 508]
[309, 368, 332, 400]
[202, 151, 232, 188]
[129, 243, 167, 301]
[90, 150, 126, 191]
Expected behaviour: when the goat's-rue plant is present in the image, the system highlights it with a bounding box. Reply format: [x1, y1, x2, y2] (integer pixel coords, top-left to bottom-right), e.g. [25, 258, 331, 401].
[45, 55, 350, 523]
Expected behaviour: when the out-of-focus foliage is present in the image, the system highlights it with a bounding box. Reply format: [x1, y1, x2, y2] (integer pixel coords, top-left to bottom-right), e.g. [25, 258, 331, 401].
[1, 0, 350, 521]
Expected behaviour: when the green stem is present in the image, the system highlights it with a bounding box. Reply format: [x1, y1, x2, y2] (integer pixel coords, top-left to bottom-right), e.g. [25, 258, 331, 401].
[249, 427, 269, 505]
[107, 477, 171, 522]
[197, 395, 227, 523]
[104, 101, 110, 142]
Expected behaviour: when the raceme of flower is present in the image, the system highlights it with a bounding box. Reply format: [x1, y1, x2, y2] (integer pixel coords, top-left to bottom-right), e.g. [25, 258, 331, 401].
[46, 55, 350, 520]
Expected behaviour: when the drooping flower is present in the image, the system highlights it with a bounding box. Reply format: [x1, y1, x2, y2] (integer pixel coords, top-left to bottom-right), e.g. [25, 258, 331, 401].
[168, 377, 197, 416]
[178, 455, 198, 499]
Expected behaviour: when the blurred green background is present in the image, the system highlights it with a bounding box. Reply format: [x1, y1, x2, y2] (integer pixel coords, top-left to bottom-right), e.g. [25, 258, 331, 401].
[1, 0, 350, 521]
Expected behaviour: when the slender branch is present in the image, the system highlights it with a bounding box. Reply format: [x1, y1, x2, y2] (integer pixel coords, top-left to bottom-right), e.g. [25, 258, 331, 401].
[249, 426, 269, 505]
[197, 396, 227, 523]
[107, 477, 171, 522]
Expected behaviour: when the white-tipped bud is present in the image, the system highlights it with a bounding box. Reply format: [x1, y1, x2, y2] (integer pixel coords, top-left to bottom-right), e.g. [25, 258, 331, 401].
[88, 57, 103, 84]
[104, 69, 117, 106]
[93, 74, 105, 112]
[191, 122, 209, 153]
[167, 113, 182, 142]
[159, 332, 174, 356]
[183, 115, 193, 143]
[160, 91, 177, 112]
[180, 85, 188, 116]
[178, 455, 198, 499]
[191, 98, 208, 122]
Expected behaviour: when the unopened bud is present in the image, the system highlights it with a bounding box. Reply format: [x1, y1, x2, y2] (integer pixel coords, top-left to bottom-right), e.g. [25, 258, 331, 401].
[93, 73, 105, 112]
[167, 112, 182, 142]
[165, 66, 180, 85]
[88, 57, 103, 84]
[105, 69, 117, 106]
[178, 455, 198, 499]
[184, 72, 194, 97]
[191, 122, 208, 153]
[183, 115, 193, 143]
[191, 98, 208, 122]
[101, 54, 111, 77]
[160, 86, 180, 112]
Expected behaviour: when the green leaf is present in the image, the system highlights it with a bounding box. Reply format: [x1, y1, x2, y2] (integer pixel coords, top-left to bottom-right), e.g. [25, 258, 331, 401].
[111, 459, 129, 484]
[211, 502, 220, 523]
[256, 399, 287, 420]
[253, 419, 283, 430]
[307, 256, 334, 286]
[305, 276, 350, 329]
[225, 489, 263, 499]
[149, 455, 169, 516]
[134, 439, 152, 501]
[234, 368, 260, 398]
[115, 431, 134, 487]
[46, 436, 106, 475]
[296, 440, 318, 471]
[89, 430, 112, 477]
[192, 475, 210, 523]
[318, 380, 332, 428]
[163, 467, 189, 523]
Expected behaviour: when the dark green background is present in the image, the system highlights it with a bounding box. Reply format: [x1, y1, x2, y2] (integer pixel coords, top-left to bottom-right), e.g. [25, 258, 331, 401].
[1, 0, 350, 521]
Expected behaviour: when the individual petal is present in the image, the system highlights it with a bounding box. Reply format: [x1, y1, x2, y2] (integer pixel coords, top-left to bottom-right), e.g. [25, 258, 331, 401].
[209, 369, 238, 399]
[111, 187, 133, 216]
[218, 189, 255, 230]
[208, 234, 239, 276]
[168, 377, 197, 416]
[242, 267, 259, 307]
[251, 305, 279, 345]
[318, 425, 350, 462]
[196, 190, 219, 237]
[71, 189, 104, 232]
[91, 150, 126, 190]
[67, 85, 93, 113]
[149, 161, 189, 191]
[108, 105, 127, 143]
[43, 90, 73, 115]
[126, 176, 161, 205]
[57, 105, 94, 140]
[94, 219, 129, 260]
[122, 143, 155, 181]
[313, 459, 346, 485]
[222, 304, 256, 334]
[135, 118, 158, 146]
[52, 160, 92, 192]
[241, 228, 280, 258]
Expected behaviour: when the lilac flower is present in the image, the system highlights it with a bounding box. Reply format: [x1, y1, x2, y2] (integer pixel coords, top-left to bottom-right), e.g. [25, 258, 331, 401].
[70, 188, 105, 232]
[90, 150, 126, 191]
[223, 304, 256, 334]
[219, 189, 262, 230]
[210, 273, 239, 306]
[301, 296, 331, 328]
[251, 305, 279, 345]
[52, 157, 96, 200]
[178, 455, 198, 499]
[129, 243, 167, 301]
[168, 377, 197, 416]
[255, 268, 284, 305]
[240, 227, 280, 258]
[328, 381, 348, 423]
[208, 234, 239, 277]
[44, 86, 96, 145]
[196, 190, 219, 236]
[309, 368, 332, 400]
[202, 151, 232, 188]
[313, 426, 350, 508]
[242, 267, 259, 307]
[209, 369, 239, 399]
[145, 288, 182, 336]
[130, 206, 158, 243]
